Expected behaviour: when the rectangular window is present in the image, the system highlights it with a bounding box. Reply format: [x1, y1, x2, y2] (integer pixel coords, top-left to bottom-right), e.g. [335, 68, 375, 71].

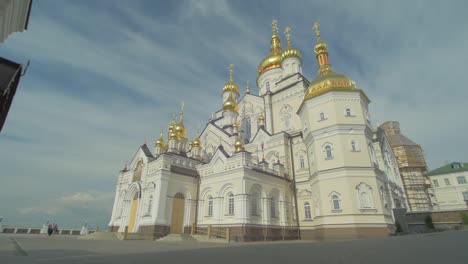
[457, 176, 466, 184]
[463, 192, 468, 201]
[433, 180, 439, 187]
[444, 178, 451, 186]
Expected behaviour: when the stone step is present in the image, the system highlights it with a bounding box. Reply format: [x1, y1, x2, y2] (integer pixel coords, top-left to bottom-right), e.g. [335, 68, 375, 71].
[157, 234, 196, 242]
[191, 234, 231, 243]
[77, 232, 119, 240]
[123, 232, 146, 240]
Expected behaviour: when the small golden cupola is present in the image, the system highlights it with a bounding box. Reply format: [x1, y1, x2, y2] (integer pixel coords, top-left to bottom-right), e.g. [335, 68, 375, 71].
[281, 26, 302, 62]
[234, 121, 245, 153]
[257, 19, 283, 76]
[155, 128, 166, 148]
[175, 102, 187, 139]
[223, 64, 240, 94]
[223, 91, 239, 112]
[192, 129, 202, 148]
[168, 113, 178, 140]
[303, 23, 357, 101]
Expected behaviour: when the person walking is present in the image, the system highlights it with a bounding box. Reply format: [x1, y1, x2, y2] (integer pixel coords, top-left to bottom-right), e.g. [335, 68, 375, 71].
[47, 223, 53, 236]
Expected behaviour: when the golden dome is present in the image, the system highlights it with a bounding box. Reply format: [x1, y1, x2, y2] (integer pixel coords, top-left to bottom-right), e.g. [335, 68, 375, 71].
[154, 129, 166, 148]
[281, 26, 302, 61]
[257, 19, 283, 76]
[168, 113, 177, 139]
[223, 64, 240, 94]
[223, 92, 239, 112]
[169, 131, 178, 140]
[234, 137, 244, 152]
[192, 129, 201, 147]
[314, 40, 328, 55]
[258, 113, 265, 122]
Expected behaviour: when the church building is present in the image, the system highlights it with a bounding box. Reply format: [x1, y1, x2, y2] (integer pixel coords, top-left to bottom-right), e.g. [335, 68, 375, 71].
[108, 21, 417, 241]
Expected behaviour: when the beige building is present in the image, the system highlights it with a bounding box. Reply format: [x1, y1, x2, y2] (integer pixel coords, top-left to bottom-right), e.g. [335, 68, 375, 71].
[428, 162, 468, 210]
[109, 21, 416, 241]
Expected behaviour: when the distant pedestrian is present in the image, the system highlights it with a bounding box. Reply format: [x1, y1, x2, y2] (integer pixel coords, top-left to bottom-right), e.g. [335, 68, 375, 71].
[47, 223, 53, 236]
[53, 223, 58, 234]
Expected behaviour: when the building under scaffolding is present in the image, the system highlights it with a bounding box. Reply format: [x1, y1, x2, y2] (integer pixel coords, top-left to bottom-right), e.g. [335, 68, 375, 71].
[379, 121, 434, 211]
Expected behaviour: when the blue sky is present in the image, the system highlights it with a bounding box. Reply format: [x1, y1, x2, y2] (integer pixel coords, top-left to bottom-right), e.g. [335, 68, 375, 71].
[1, 0, 467, 229]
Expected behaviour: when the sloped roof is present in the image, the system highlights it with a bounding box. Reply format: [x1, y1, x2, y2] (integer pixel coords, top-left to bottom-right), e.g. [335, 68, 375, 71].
[386, 134, 419, 147]
[427, 162, 468, 176]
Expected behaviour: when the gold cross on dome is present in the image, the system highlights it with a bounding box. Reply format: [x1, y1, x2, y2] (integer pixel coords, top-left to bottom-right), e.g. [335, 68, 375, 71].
[284, 26, 291, 37]
[229, 64, 234, 81]
[272, 19, 278, 33]
[313, 22, 321, 38]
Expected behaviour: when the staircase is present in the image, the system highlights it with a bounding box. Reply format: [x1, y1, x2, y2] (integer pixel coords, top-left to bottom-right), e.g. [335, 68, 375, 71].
[191, 234, 231, 243]
[157, 234, 196, 242]
[77, 232, 119, 240]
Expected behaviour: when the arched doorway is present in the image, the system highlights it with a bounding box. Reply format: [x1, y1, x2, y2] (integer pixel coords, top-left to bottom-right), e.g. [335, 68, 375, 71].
[128, 192, 139, 233]
[171, 193, 185, 234]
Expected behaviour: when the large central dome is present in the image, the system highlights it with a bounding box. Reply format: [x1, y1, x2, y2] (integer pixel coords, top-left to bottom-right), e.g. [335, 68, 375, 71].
[257, 20, 282, 76]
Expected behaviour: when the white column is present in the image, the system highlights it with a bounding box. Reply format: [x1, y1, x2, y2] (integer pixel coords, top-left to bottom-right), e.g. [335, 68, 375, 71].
[262, 197, 270, 225]
[155, 178, 169, 224]
[264, 94, 273, 133]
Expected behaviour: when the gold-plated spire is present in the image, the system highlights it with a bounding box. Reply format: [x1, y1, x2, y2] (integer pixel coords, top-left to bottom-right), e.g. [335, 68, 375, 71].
[257, 19, 283, 76]
[281, 26, 302, 61]
[245, 80, 250, 94]
[176, 102, 187, 139]
[303, 22, 357, 101]
[313, 22, 328, 56]
[285, 26, 292, 48]
[223, 64, 240, 93]
[223, 91, 239, 112]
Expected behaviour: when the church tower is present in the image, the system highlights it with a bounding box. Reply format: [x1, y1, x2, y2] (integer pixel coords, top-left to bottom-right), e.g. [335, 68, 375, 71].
[296, 23, 393, 239]
[222, 64, 239, 134]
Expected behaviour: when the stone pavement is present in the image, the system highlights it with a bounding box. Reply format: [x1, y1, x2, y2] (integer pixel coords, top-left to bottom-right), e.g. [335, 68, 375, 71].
[1, 231, 467, 264]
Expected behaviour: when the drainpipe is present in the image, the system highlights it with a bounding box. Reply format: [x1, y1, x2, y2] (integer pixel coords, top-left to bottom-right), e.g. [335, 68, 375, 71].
[194, 172, 201, 231]
[289, 133, 301, 240]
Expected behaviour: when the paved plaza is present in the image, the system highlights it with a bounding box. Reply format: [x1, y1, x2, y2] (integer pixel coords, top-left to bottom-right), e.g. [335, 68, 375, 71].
[1, 231, 467, 264]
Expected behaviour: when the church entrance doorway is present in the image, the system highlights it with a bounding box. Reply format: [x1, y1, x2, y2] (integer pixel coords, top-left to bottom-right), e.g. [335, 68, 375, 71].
[170, 193, 185, 234]
[127, 192, 139, 233]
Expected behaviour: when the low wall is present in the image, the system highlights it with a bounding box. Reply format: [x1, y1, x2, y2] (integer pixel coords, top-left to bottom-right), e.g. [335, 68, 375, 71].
[405, 209, 468, 233]
[1, 226, 96, 235]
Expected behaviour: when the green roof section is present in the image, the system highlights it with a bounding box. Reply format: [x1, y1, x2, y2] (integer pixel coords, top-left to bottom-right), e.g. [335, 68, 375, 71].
[427, 162, 468, 176]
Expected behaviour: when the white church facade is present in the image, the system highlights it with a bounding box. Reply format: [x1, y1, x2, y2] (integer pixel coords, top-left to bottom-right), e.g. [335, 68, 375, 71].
[108, 21, 412, 241]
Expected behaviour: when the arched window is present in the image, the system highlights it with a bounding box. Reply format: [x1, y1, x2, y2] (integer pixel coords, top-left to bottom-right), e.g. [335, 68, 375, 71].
[345, 108, 352, 117]
[356, 183, 374, 209]
[332, 195, 340, 210]
[319, 112, 325, 120]
[132, 161, 143, 182]
[299, 155, 305, 168]
[228, 193, 235, 215]
[270, 197, 276, 218]
[360, 192, 371, 208]
[250, 192, 259, 216]
[325, 145, 333, 160]
[304, 202, 312, 219]
[351, 140, 357, 152]
[147, 195, 153, 215]
[207, 197, 213, 217]
[266, 81, 270, 91]
[243, 117, 251, 142]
